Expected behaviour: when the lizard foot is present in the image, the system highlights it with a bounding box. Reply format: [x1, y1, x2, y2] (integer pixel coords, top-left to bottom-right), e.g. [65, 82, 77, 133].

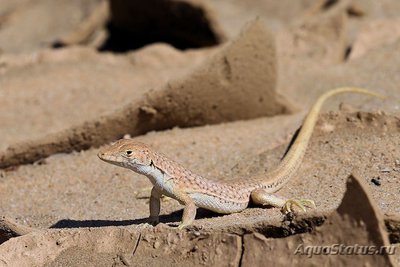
[177, 222, 191, 230]
[281, 199, 315, 214]
[148, 216, 159, 226]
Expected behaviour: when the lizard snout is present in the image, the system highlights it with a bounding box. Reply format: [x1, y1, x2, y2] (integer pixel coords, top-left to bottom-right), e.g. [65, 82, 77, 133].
[97, 151, 107, 159]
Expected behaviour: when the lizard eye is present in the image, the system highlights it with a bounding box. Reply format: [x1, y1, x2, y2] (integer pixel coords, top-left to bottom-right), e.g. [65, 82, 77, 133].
[126, 150, 133, 156]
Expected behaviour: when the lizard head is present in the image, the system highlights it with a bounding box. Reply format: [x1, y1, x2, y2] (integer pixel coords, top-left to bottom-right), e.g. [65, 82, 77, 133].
[98, 139, 153, 170]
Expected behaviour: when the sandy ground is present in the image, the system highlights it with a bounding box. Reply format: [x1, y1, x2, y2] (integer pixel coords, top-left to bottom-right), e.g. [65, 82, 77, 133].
[0, 0, 399, 266]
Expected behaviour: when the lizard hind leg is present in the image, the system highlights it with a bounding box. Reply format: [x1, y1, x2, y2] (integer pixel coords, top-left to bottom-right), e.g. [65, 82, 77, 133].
[250, 189, 315, 214]
[174, 189, 197, 229]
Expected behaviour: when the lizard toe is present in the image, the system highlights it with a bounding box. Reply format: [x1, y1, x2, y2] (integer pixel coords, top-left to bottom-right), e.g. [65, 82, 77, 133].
[281, 199, 315, 214]
[148, 216, 159, 226]
[177, 223, 189, 230]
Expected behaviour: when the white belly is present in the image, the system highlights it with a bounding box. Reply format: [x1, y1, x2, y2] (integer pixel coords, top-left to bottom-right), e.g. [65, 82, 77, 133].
[189, 192, 248, 214]
[134, 164, 248, 213]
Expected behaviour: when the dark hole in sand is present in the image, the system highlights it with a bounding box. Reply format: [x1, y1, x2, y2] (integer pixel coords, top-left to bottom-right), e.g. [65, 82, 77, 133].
[99, 0, 222, 53]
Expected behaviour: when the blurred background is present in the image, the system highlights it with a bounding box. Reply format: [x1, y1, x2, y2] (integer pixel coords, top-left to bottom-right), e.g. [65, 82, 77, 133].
[1, 0, 399, 54]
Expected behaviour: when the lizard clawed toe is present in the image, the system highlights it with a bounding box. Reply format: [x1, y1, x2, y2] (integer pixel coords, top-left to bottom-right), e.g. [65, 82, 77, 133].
[281, 199, 316, 214]
[177, 223, 189, 230]
[148, 216, 159, 226]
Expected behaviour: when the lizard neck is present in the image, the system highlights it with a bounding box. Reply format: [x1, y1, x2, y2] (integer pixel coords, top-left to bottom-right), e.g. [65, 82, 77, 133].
[131, 163, 175, 195]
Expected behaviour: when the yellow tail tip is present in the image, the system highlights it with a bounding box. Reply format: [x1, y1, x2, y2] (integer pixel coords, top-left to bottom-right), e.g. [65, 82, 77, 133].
[334, 87, 385, 100]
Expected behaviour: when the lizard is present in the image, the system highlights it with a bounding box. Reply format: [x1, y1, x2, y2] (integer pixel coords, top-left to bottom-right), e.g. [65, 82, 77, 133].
[98, 87, 383, 229]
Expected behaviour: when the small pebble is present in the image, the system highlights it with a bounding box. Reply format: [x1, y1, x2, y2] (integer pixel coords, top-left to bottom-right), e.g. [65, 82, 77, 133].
[371, 177, 381, 186]
[142, 235, 151, 242]
[153, 241, 161, 249]
[379, 167, 391, 173]
[120, 255, 131, 266]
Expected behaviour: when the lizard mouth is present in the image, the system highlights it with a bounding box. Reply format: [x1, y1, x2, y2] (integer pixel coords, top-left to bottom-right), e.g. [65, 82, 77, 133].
[97, 153, 120, 164]
[98, 153, 139, 169]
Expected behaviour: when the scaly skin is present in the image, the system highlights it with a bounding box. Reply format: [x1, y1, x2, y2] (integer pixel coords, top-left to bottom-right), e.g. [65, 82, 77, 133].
[98, 87, 383, 228]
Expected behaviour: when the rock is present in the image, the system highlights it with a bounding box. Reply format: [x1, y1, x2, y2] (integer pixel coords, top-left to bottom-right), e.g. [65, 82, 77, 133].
[241, 173, 396, 266]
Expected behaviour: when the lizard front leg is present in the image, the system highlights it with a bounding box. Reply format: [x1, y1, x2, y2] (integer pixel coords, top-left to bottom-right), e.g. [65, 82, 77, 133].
[149, 187, 162, 225]
[251, 189, 315, 213]
[174, 189, 197, 229]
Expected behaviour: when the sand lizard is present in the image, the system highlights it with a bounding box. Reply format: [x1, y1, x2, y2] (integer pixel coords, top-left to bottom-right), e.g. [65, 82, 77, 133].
[98, 87, 382, 229]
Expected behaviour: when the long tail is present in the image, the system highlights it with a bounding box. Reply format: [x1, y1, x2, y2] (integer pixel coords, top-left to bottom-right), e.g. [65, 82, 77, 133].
[259, 87, 384, 191]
